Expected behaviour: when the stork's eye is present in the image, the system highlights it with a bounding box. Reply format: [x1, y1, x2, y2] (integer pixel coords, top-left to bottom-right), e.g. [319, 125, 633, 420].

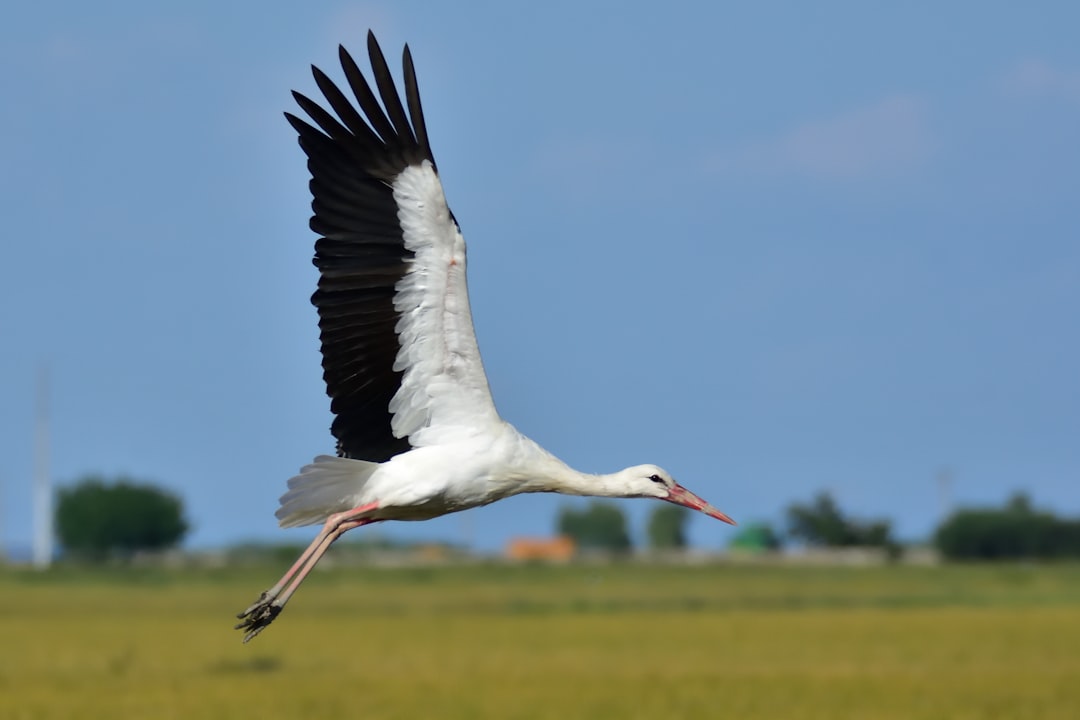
[649, 474, 664, 484]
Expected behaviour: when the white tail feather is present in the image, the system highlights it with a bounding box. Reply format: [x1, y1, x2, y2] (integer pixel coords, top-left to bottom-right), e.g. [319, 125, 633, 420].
[276, 455, 379, 528]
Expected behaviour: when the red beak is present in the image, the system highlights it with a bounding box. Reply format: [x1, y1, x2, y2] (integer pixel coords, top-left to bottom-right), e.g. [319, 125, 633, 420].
[665, 484, 736, 525]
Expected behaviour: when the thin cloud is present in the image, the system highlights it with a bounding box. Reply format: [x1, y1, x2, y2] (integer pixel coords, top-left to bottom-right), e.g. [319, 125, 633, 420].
[1001, 59, 1080, 103]
[717, 95, 931, 181]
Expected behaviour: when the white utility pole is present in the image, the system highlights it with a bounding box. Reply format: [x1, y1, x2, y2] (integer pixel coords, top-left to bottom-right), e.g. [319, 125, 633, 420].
[937, 466, 953, 521]
[32, 364, 52, 569]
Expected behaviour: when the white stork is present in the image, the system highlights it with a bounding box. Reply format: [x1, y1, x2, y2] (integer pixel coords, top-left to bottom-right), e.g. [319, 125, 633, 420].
[236, 31, 735, 642]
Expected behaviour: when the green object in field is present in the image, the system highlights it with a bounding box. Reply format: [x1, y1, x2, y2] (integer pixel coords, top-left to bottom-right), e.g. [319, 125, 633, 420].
[728, 522, 783, 552]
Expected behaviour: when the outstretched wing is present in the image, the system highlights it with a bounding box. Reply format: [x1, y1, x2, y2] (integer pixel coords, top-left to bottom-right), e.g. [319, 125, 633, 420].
[286, 31, 499, 461]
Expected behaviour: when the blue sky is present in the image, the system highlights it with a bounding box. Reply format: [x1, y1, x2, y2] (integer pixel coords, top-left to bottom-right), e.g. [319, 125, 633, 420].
[2, 2, 1078, 553]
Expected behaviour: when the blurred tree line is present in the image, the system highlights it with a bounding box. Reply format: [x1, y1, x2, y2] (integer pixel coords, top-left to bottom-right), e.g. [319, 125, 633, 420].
[556, 490, 1080, 561]
[773, 490, 1080, 561]
[934, 493, 1080, 560]
[51, 474, 1080, 563]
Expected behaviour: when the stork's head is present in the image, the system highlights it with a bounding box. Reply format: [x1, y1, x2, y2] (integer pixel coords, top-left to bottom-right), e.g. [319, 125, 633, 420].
[616, 464, 736, 525]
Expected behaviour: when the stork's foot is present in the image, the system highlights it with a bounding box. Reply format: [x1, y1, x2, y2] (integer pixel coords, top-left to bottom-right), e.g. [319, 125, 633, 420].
[235, 592, 283, 643]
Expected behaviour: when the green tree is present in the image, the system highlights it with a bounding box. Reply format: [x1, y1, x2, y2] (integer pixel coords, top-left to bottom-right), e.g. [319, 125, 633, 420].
[646, 504, 689, 550]
[934, 492, 1080, 560]
[557, 501, 631, 553]
[56, 476, 189, 560]
[786, 491, 894, 549]
[787, 492, 853, 546]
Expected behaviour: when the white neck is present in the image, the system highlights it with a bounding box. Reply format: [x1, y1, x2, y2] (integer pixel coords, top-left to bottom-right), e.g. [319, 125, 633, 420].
[510, 438, 635, 499]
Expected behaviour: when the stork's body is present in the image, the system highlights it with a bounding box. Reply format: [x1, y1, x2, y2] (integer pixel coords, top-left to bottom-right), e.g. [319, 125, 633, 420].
[236, 32, 734, 642]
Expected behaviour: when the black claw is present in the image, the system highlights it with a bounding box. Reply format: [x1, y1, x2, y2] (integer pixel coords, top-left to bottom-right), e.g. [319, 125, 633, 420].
[237, 591, 272, 619]
[234, 600, 283, 643]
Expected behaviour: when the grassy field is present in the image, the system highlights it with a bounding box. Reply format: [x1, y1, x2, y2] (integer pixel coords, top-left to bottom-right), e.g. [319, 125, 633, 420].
[2, 562, 1079, 719]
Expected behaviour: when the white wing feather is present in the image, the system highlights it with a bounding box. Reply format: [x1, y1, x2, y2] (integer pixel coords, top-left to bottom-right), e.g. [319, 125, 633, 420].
[389, 162, 499, 444]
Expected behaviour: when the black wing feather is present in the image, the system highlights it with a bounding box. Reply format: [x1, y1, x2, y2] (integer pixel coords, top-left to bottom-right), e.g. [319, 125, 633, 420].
[289, 30, 437, 461]
[402, 46, 435, 170]
[365, 33, 419, 155]
[339, 46, 399, 147]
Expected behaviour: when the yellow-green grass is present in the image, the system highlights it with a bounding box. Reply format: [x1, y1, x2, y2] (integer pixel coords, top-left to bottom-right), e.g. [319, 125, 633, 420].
[2, 564, 1079, 719]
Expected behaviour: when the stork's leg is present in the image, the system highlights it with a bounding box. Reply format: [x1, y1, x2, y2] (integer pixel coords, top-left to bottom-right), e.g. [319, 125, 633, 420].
[235, 501, 380, 642]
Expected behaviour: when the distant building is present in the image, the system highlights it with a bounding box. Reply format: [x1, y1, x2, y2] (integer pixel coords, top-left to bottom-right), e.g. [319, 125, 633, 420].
[505, 536, 575, 562]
